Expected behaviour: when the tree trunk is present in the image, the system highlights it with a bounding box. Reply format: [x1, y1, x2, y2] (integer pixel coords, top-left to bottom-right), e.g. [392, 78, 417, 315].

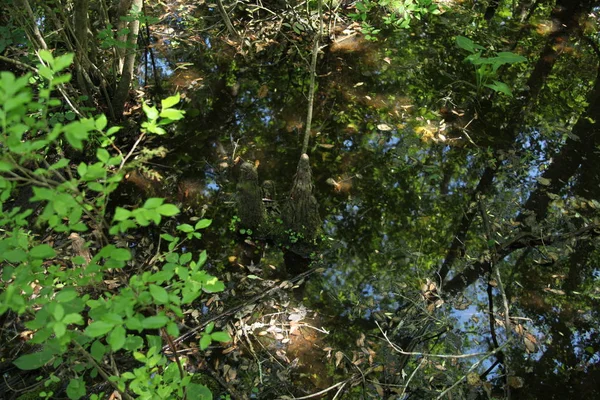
[113, 0, 142, 119]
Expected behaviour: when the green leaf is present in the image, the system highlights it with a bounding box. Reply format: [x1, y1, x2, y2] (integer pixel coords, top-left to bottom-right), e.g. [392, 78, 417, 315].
[180, 252, 192, 265]
[88, 182, 104, 192]
[53, 321, 67, 338]
[113, 207, 131, 221]
[201, 275, 224, 293]
[53, 304, 65, 321]
[161, 94, 180, 109]
[123, 335, 144, 351]
[159, 108, 185, 120]
[49, 158, 69, 170]
[122, 372, 136, 380]
[186, 383, 213, 400]
[157, 204, 180, 216]
[38, 49, 54, 65]
[195, 219, 212, 230]
[149, 284, 169, 304]
[4, 249, 27, 263]
[200, 334, 212, 350]
[56, 289, 78, 303]
[177, 224, 194, 233]
[160, 233, 176, 242]
[106, 126, 121, 136]
[142, 103, 159, 120]
[0, 160, 15, 172]
[30, 244, 56, 259]
[494, 51, 527, 64]
[95, 114, 107, 131]
[90, 340, 106, 362]
[455, 36, 484, 53]
[205, 322, 215, 335]
[210, 332, 231, 343]
[85, 321, 114, 337]
[125, 315, 144, 331]
[101, 313, 124, 325]
[484, 81, 513, 97]
[142, 315, 169, 329]
[107, 325, 126, 351]
[143, 197, 164, 209]
[96, 148, 110, 163]
[14, 348, 54, 370]
[166, 321, 179, 337]
[77, 163, 87, 178]
[53, 53, 74, 72]
[66, 377, 86, 400]
[63, 313, 84, 325]
[110, 248, 131, 261]
[198, 250, 207, 267]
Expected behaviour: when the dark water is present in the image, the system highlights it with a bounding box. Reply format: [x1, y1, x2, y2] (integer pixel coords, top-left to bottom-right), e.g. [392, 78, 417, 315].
[132, 2, 600, 398]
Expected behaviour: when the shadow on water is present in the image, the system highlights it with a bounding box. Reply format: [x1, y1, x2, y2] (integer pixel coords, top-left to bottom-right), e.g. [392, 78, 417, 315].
[120, 3, 600, 398]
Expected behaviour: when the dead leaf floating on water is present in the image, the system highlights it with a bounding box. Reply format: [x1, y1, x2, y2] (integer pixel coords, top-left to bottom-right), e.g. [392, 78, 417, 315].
[537, 176, 552, 186]
[467, 372, 481, 386]
[318, 143, 335, 149]
[377, 123, 393, 131]
[543, 287, 566, 295]
[524, 334, 537, 353]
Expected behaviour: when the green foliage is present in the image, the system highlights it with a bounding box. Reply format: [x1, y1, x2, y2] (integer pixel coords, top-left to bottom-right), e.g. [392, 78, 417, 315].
[455, 35, 527, 97]
[0, 52, 219, 399]
[0, 22, 26, 53]
[349, 0, 441, 40]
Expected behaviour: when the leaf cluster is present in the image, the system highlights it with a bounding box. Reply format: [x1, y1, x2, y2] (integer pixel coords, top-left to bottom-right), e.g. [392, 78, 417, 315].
[0, 52, 226, 400]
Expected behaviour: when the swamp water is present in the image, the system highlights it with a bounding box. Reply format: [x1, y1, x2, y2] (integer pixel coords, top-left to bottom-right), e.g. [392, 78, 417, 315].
[117, 4, 600, 399]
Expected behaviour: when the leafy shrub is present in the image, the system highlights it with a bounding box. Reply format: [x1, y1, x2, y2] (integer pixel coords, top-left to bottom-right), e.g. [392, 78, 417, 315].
[0, 51, 228, 400]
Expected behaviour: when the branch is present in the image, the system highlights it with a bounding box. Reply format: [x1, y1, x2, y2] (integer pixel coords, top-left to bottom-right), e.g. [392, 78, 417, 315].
[216, 0, 239, 39]
[376, 321, 503, 359]
[435, 342, 510, 400]
[0, 55, 37, 72]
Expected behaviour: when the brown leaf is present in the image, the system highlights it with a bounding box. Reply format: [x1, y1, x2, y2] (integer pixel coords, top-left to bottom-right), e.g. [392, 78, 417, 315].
[335, 351, 344, 368]
[356, 332, 365, 347]
[514, 324, 524, 336]
[524, 335, 536, 353]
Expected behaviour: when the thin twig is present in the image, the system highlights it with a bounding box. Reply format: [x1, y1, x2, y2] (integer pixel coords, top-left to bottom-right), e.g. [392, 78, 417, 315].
[73, 341, 135, 400]
[292, 380, 346, 399]
[377, 321, 502, 359]
[435, 342, 510, 400]
[119, 132, 146, 170]
[400, 358, 426, 397]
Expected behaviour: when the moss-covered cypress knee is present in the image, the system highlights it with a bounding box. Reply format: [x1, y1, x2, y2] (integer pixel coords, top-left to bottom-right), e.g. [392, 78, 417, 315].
[283, 153, 320, 243]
